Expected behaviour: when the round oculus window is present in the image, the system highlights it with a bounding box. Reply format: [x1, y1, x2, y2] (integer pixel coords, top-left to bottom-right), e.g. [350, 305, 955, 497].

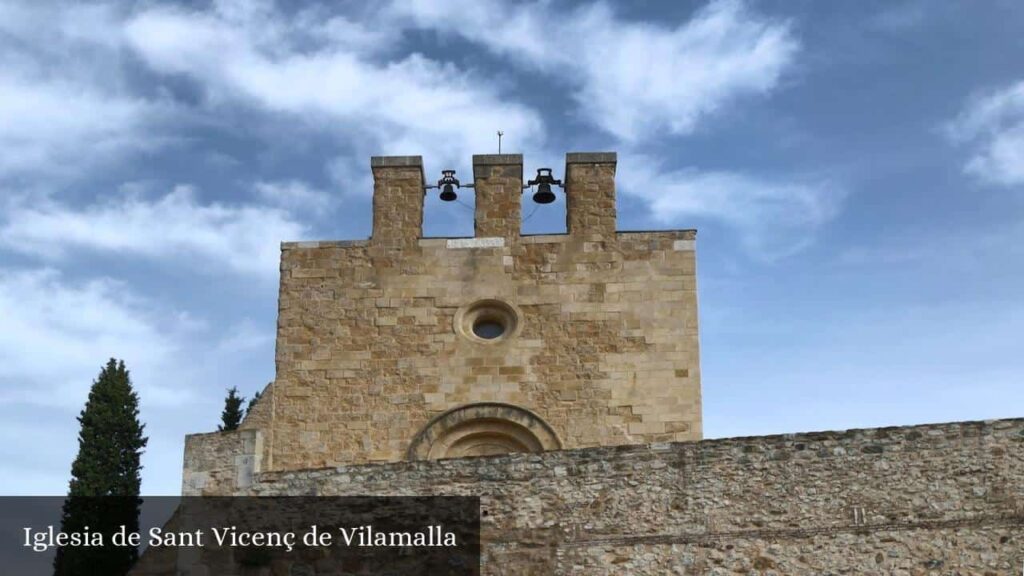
[455, 300, 521, 344]
[472, 318, 506, 340]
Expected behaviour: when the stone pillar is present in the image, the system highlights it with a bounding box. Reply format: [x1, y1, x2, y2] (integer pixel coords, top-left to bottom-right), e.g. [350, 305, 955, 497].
[371, 156, 425, 247]
[473, 154, 523, 241]
[565, 152, 617, 239]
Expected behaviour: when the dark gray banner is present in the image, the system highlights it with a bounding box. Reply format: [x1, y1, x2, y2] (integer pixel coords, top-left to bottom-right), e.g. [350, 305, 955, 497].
[1, 496, 480, 575]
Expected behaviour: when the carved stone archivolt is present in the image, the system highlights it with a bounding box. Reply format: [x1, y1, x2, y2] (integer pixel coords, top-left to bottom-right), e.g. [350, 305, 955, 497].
[407, 403, 562, 460]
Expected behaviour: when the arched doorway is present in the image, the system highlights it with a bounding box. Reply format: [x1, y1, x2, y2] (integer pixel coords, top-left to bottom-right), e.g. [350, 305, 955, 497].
[407, 403, 562, 460]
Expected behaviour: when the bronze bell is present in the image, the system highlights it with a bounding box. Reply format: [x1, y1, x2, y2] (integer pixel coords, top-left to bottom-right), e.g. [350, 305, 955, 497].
[437, 170, 459, 202]
[527, 168, 561, 204]
[532, 183, 555, 204]
[440, 183, 457, 202]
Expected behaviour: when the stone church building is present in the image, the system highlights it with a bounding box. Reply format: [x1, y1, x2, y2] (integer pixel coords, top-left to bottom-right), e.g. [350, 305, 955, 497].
[179, 153, 1021, 573]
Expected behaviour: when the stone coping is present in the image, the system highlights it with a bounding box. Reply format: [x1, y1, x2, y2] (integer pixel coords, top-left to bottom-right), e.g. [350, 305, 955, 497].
[472, 154, 523, 166]
[367, 153, 617, 167]
[566, 151, 616, 164]
[369, 155, 422, 167]
[280, 239, 370, 250]
[280, 229, 697, 250]
[252, 416, 1024, 482]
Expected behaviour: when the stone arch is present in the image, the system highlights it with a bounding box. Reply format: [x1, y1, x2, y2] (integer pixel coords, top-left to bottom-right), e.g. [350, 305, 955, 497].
[407, 403, 562, 461]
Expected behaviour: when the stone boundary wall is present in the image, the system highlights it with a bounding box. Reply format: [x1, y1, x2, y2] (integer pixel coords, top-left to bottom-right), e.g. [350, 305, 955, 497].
[244, 417, 1024, 573]
[181, 429, 262, 496]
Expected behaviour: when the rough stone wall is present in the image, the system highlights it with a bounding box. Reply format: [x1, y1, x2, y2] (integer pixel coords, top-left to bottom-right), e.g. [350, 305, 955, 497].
[266, 153, 701, 470]
[474, 155, 522, 241]
[181, 429, 262, 496]
[239, 380, 274, 430]
[247, 418, 1024, 574]
[566, 152, 617, 239]
[370, 156, 424, 249]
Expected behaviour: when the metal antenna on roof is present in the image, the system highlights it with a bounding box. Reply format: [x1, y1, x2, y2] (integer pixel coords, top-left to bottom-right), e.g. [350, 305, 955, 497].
[497, 130, 504, 154]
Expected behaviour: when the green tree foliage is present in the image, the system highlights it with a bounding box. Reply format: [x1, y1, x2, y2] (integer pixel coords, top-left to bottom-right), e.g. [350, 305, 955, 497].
[219, 386, 245, 431]
[54, 359, 148, 576]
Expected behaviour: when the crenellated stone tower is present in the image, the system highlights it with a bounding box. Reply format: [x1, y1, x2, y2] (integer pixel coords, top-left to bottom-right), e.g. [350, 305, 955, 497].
[184, 152, 701, 491]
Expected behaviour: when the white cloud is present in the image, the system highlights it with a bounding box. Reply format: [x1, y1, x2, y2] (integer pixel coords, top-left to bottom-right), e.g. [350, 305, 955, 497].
[123, 3, 544, 168]
[0, 185, 307, 277]
[964, 125, 1024, 186]
[0, 2, 174, 181]
[947, 80, 1024, 186]
[0, 74, 164, 178]
[392, 0, 798, 141]
[621, 154, 844, 259]
[0, 268, 182, 408]
[255, 180, 334, 212]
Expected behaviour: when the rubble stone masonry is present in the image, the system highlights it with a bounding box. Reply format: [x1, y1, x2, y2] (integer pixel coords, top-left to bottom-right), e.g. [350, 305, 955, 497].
[203, 418, 1023, 573]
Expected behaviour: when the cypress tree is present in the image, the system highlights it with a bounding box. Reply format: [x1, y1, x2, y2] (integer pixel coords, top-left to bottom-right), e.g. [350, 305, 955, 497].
[219, 386, 245, 431]
[54, 359, 147, 576]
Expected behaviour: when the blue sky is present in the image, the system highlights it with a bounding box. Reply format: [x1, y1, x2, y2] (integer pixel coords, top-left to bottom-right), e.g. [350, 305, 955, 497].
[1, 0, 1022, 495]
